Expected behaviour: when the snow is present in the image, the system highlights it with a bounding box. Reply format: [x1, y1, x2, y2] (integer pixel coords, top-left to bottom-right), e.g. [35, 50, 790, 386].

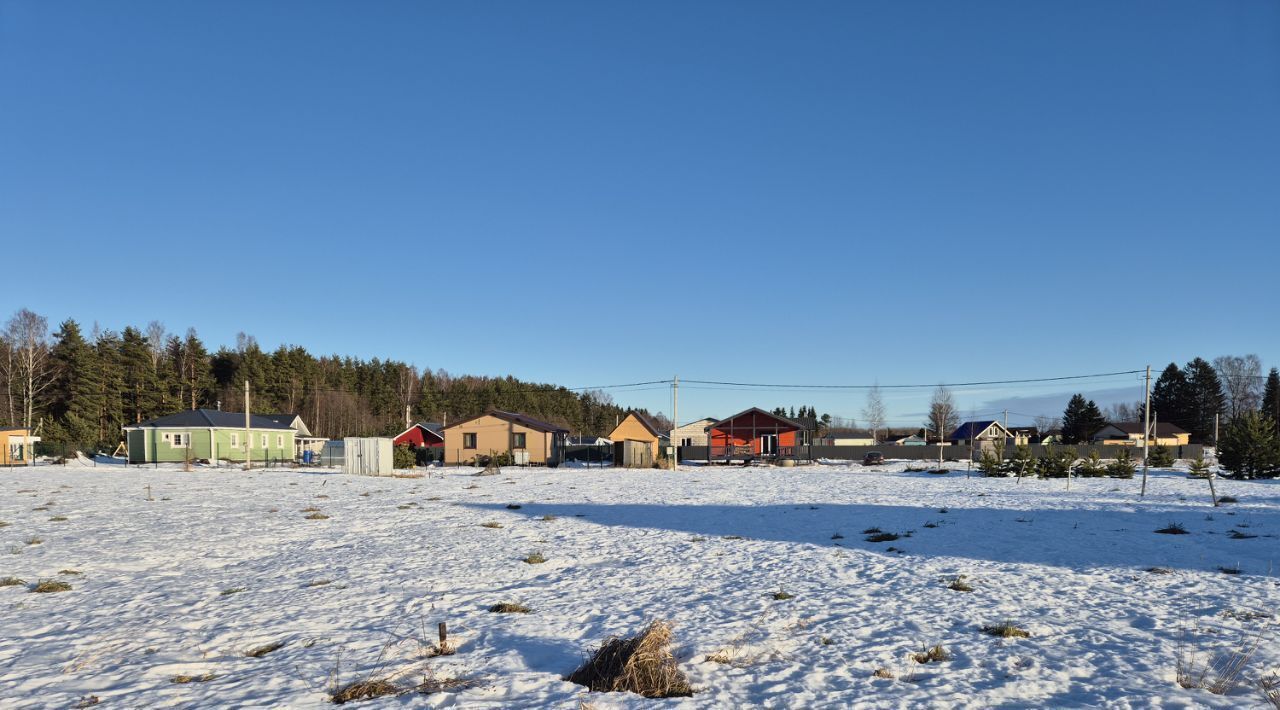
[2, 462, 1278, 708]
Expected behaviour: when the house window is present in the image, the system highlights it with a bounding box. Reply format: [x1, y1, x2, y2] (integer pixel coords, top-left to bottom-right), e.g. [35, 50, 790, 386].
[463, 433, 477, 449]
[166, 433, 189, 448]
[512, 432, 527, 449]
[680, 437, 692, 447]
[276, 434, 284, 449]
[798, 430, 812, 446]
[260, 434, 268, 448]
[230, 433, 240, 448]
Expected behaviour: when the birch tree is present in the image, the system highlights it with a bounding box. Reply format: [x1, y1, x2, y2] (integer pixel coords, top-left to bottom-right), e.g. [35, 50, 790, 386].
[861, 384, 887, 443]
[4, 308, 53, 432]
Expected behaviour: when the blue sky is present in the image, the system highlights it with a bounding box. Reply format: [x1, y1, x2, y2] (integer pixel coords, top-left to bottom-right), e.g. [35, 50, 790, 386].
[2, 1, 1277, 426]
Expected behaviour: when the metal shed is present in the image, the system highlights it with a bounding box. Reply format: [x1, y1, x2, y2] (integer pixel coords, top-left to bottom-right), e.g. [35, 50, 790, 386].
[343, 437, 394, 476]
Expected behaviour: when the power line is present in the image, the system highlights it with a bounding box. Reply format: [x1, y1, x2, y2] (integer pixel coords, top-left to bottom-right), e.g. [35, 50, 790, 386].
[680, 369, 1145, 391]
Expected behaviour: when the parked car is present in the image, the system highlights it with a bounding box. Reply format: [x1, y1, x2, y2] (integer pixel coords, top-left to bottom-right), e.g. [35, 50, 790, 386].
[862, 451, 885, 466]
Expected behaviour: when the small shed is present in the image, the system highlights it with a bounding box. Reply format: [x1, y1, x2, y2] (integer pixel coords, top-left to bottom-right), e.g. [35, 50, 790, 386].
[393, 422, 445, 449]
[608, 411, 664, 466]
[0, 428, 40, 466]
[344, 437, 394, 476]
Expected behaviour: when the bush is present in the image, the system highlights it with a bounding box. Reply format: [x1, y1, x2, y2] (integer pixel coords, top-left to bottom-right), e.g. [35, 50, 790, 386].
[1148, 445, 1175, 468]
[393, 445, 416, 470]
[1108, 449, 1136, 479]
[978, 449, 1003, 477]
[1004, 444, 1035, 477]
[1037, 446, 1075, 479]
[1074, 450, 1107, 478]
[1188, 455, 1212, 479]
[1219, 412, 1280, 479]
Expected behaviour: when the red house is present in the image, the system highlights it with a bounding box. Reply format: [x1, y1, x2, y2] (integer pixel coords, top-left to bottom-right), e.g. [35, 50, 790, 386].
[393, 422, 445, 449]
[705, 408, 802, 462]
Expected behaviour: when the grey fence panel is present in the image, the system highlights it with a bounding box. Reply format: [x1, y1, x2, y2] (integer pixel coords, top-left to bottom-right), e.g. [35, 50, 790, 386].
[679, 444, 1202, 463]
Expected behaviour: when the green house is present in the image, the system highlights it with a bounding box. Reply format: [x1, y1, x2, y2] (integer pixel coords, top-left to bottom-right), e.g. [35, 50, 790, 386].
[124, 409, 297, 464]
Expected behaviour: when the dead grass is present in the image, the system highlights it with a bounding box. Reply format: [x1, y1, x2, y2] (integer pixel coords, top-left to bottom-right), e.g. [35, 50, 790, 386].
[1218, 495, 1238, 504]
[770, 591, 794, 600]
[1259, 672, 1280, 708]
[865, 532, 899, 543]
[246, 641, 287, 658]
[912, 644, 951, 664]
[522, 552, 546, 565]
[59, 569, 81, 576]
[480, 522, 503, 529]
[946, 575, 974, 592]
[170, 673, 217, 684]
[566, 620, 693, 698]
[873, 667, 895, 679]
[981, 622, 1030, 638]
[305, 512, 331, 520]
[540, 514, 557, 521]
[390, 473, 423, 479]
[220, 587, 247, 596]
[301, 506, 322, 512]
[489, 602, 532, 613]
[1176, 627, 1263, 695]
[505, 504, 522, 510]
[1155, 522, 1189, 535]
[32, 579, 72, 593]
[0, 576, 25, 587]
[49, 516, 69, 522]
[1146, 567, 1174, 575]
[306, 579, 333, 588]
[25, 536, 42, 546]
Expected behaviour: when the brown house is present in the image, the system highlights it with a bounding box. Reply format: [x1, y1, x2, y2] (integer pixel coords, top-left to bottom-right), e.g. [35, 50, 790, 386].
[608, 411, 663, 466]
[442, 409, 569, 466]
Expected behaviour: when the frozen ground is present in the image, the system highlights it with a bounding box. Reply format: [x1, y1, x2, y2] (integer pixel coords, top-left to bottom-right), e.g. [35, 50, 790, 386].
[1, 461, 1278, 708]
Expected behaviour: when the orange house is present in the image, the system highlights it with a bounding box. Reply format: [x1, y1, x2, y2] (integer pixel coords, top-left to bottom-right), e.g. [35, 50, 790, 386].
[706, 408, 801, 462]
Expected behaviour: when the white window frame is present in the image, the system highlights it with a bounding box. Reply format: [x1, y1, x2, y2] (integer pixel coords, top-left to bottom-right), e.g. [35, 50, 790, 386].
[229, 432, 240, 448]
[260, 434, 268, 449]
[276, 434, 284, 449]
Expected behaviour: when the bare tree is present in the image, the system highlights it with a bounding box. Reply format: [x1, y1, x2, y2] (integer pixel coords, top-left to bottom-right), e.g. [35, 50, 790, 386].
[1033, 415, 1062, 437]
[3, 309, 53, 432]
[1105, 401, 1143, 423]
[145, 320, 167, 370]
[1214, 354, 1263, 421]
[926, 385, 958, 470]
[861, 384, 887, 443]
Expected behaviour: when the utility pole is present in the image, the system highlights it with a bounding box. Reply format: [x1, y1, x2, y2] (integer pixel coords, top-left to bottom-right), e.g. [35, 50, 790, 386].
[672, 375, 679, 433]
[1214, 413, 1219, 450]
[1140, 365, 1151, 497]
[244, 379, 252, 471]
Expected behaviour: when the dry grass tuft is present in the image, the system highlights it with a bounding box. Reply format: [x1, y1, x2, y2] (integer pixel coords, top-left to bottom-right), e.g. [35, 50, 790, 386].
[306, 579, 333, 588]
[873, 667, 895, 679]
[25, 536, 42, 546]
[246, 641, 287, 658]
[49, 516, 69, 522]
[981, 622, 1030, 638]
[1177, 628, 1263, 695]
[522, 552, 546, 565]
[0, 576, 25, 587]
[170, 673, 217, 684]
[1146, 567, 1174, 575]
[301, 506, 322, 512]
[912, 644, 951, 664]
[865, 532, 899, 543]
[331, 678, 401, 704]
[32, 579, 72, 593]
[479, 521, 503, 529]
[1155, 523, 1189, 535]
[1259, 672, 1280, 708]
[220, 587, 247, 596]
[540, 514, 557, 521]
[59, 569, 81, 576]
[505, 503, 522, 510]
[305, 512, 331, 520]
[566, 620, 693, 698]
[1218, 495, 1238, 504]
[946, 575, 974, 592]
[770, 591, 795, 600]
[489, 602, 532, 613]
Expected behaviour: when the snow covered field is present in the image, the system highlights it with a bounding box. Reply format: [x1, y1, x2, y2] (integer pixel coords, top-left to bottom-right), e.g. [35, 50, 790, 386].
[1, 461, 1278, 708]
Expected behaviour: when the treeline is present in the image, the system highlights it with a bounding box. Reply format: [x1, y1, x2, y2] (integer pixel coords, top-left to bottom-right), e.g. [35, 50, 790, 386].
[0, 308, 652, 451]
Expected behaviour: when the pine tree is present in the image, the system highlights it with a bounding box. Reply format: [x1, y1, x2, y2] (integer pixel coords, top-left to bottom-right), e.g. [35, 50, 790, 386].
[1218, 411, 1280, 479]
[120, 326, 160, 423]
[46, 320, 101, 449]
[1149, 362, 1190, 430]
[1061, 394, 1106, 444]
[1107, 448, 1135, 479]
[1261, 367, 1280, 436]
[1183, 357, 1226, 444]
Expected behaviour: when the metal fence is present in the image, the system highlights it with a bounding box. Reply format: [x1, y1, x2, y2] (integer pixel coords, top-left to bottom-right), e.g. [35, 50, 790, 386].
[679, 443, 1204, 463]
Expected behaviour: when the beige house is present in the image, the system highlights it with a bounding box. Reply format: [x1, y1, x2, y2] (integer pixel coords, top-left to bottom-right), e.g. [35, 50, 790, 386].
[442, 409, 569, 466]
[831, 435, 877, 446]
[0, 428, 40, 466]
[670, 417, 716, 448]
[1091, 422, 1190, 447]
[608, 411, 664, 463]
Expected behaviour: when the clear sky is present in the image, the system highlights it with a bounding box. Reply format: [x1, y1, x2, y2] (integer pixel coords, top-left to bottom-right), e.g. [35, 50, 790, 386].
[2, 1, 1277, 427]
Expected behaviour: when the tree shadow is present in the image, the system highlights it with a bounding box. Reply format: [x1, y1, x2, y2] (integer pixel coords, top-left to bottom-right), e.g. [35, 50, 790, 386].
[463, 500, 1280, 574]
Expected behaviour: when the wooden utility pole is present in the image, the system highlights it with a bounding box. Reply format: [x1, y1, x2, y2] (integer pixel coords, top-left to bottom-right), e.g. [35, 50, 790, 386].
[244, 380, 252, 470]
[1140, 365, 1151, 497]
[672, 375, 679, 459]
